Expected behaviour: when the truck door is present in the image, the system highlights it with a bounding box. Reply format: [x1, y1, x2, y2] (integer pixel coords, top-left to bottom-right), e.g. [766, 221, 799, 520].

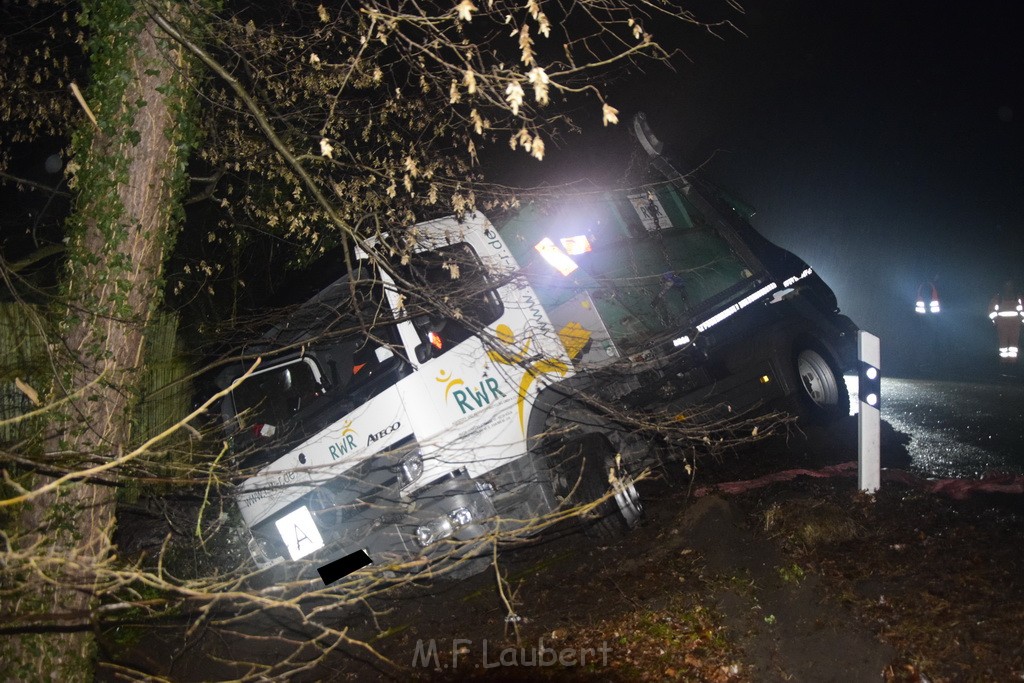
[378, 215, 572, 485]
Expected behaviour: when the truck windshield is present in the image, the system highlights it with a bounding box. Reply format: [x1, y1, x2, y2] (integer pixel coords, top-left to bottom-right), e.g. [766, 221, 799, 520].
[585, 188, 753, 342]
[503, 182, 759, 354]
[393, 242, 503, 356]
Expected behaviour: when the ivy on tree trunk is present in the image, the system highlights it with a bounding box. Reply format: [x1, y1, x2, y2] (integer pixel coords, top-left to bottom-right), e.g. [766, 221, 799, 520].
[2, 1, 203, 678]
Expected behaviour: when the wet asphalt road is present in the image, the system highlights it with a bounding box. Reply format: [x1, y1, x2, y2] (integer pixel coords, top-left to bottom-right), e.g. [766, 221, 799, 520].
[875, 375, 1024, 479]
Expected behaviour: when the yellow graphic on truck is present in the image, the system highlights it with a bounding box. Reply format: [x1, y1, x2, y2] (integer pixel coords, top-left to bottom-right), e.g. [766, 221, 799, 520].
[434, 369, 465, 401]
[483, 324, 570, 433]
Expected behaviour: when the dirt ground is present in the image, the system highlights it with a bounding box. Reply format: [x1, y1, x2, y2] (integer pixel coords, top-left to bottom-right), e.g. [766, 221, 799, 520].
[101, 419, 1024, 681]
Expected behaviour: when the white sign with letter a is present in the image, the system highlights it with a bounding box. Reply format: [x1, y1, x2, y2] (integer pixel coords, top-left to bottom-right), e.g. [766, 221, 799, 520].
[275, 506, 325, 560]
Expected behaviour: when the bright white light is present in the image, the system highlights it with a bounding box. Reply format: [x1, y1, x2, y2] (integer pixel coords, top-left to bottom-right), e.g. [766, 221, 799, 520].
[783, 268, 814, 287]
[738, 282, 779, 309]
[866, 393, 878, 406]
[696, 303, 739, 332]
[866, 367, 878, 380]
[695, 283, 777, 333]
[672, 335, 691, 347]
[560, 235, 592, 255]
[535, 237, 578, 275]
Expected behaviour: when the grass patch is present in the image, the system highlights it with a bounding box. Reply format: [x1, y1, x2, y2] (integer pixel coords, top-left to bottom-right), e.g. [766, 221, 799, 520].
[564, 598, 742, 681]
[763, 498, 863, 548]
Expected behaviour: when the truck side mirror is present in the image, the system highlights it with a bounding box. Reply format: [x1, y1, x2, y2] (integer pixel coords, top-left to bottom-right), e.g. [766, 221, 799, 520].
[412, 315, 447, 364]
[415, 342, 433, 364]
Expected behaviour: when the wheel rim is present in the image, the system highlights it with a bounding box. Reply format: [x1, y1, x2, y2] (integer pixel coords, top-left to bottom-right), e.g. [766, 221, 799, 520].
[797, 348, 840, 408]
[609, 458, 644, 530]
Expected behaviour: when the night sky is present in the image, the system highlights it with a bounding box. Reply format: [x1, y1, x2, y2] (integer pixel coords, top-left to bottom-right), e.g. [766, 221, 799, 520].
[540, 0, 1024, 377]
[4, 1, 1021, 378]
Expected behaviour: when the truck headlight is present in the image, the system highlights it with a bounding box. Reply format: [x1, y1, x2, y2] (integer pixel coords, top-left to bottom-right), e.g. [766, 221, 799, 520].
[415, 516, 453, 547]
[247, 532, 279, 565]
[415, 506, 474, 547]
[448, 506, 473, 528]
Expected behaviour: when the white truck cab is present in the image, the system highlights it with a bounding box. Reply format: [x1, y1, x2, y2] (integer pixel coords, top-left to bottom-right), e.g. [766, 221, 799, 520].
[225, 213, 600, 574]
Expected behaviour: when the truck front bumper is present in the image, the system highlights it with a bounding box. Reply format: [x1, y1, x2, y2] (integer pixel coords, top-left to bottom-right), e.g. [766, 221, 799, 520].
[244, 472, 498, 581]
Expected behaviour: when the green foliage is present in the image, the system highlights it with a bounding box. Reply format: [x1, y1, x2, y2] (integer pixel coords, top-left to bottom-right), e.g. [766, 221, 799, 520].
[777, 562, 806, 585]
[45, 490, 84, 543]
[0, 303, 50, 445]
[133, 312, 193, 444]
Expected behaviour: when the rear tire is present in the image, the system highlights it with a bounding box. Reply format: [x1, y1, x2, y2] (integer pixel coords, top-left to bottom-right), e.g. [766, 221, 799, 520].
[794, 342, 850, 423]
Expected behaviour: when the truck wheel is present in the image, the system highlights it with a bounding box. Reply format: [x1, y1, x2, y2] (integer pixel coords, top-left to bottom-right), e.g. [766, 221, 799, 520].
[794, 343, 850, 423]
[555, 432, 644, 540]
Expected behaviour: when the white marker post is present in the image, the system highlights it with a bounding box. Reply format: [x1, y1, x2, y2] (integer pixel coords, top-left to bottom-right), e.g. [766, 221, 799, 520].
[857, 331, 881, 493]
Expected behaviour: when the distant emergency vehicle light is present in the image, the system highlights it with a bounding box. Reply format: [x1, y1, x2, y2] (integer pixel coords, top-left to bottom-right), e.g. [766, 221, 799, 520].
[535, 237, 578, 275]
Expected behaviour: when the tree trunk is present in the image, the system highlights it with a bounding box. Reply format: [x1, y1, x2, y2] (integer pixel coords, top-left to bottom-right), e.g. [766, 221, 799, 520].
[2, 3, 199, 679]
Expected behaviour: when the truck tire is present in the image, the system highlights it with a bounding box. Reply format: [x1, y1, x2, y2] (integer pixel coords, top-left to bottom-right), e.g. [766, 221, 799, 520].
[553, 432, 644, 540]
[794, 342, 850, 423]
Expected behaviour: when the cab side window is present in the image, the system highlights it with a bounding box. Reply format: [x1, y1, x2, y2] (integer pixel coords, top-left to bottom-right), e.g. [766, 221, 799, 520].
[224, 273, 409, 459]
[310, 276, 407, 403]
[396, 242, 503, 357]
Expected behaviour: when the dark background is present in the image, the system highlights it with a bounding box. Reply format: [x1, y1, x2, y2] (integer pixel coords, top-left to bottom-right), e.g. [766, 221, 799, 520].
[532, 0, 1024, 379]
[4, 1, 1021, 378]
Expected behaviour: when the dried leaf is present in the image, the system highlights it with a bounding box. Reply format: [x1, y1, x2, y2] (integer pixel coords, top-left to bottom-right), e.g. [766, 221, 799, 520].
[442, 261, 461, 279]
[518, 24, 535, 65]
[602, 102, 619, 126]
[505, 80, 525, 115]
[463, 69, 478, 95]
[530, 133, 544, 160]
[528, 67, 549, 105]
[404, 155, 419, 177]
[15, 377, 40, 406]
[455, 0, 477, 22]
[319, 138, 334, 159]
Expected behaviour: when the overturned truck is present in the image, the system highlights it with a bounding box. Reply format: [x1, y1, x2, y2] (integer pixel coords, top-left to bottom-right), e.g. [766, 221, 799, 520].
[216, 115, 858, 580]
